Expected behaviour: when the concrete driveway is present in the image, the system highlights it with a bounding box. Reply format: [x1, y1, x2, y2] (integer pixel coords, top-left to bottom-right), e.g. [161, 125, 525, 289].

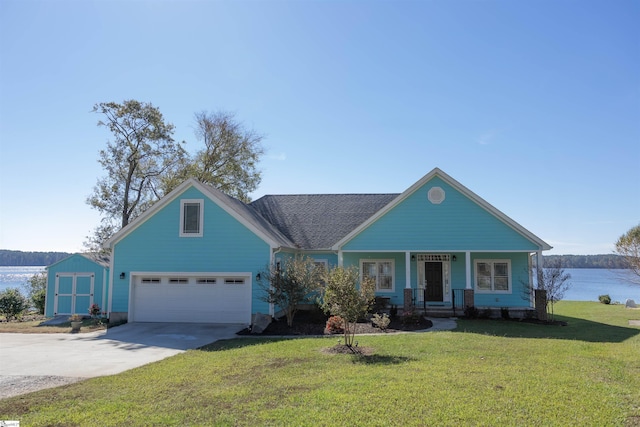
[0, 322, 245, 398]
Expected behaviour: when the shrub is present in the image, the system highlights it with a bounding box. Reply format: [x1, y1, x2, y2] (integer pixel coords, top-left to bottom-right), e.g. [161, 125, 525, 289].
[500, 307, 511, 320]
[401, 308, 422, 325]
[598, 294, 611, 305]
[0, 288, 28, 321]
[32, 288, 46, 315]
[389, 304, 398, 319]
[89, 303, 101, 316]
[325, 315, 344, 333]
[371, 313, 391, 331]
[464, 305, 479, 319]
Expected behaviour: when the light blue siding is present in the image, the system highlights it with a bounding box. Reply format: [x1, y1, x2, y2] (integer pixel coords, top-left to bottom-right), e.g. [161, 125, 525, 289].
[111, 186, 272, 316]
[45, 254, 109, 317]
[343, 177, 539, 252]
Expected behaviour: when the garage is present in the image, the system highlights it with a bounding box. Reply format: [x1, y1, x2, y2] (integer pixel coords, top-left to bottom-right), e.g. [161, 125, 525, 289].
[130, 273, 252, 323]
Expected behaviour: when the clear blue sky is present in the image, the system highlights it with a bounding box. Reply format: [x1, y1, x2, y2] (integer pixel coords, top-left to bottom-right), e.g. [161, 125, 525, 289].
[0, 0, 638, 255]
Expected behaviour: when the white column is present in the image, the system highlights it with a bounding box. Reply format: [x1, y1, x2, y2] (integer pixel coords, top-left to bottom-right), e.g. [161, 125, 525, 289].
[536, 250, 544, 288]
[338, 250, 343, 267]
[405, 252, 411, 289]
[465, 251, 472, 289]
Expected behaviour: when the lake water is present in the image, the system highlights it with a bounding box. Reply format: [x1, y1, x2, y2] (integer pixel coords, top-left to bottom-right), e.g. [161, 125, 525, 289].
[0, 266, 46, 295]
[562, 268, 639, 303]
[0, 266, 638, 303]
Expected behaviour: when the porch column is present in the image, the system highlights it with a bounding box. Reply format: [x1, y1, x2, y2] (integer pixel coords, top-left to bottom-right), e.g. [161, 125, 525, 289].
[338, 250, 343, 267]
[465, 251, 472, 289]
[405, 251, 411, 289]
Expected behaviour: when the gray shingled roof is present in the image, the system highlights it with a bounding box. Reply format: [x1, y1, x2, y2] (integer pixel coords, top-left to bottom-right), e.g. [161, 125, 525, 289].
[250, 194, 399, 249]
[200, 184, 295, 248]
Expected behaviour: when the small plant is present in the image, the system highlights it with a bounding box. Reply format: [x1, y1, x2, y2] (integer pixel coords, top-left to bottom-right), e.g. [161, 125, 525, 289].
[500, 307, 511, 320]
[464, 305, 479, 319]
[69, 314, 83, 322]
[401, 308, 422, 325]
[89, 303, 101, 317]
[389, 304, 398, 319]
[598, 294, 611, 305]
[371, 313, 391, 331]
[325, 315, 344, 334]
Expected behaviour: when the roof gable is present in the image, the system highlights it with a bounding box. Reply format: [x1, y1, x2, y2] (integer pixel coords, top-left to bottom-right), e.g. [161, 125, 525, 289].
[105, 179, 294, 249]
[334, 168, 551, 251]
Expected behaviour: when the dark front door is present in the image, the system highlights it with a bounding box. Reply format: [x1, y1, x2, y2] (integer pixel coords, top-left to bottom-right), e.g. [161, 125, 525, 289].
[425, 262, 444, 302]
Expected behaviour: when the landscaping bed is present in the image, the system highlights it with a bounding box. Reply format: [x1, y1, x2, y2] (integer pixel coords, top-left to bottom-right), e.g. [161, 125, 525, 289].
[238, 309, 433, 336]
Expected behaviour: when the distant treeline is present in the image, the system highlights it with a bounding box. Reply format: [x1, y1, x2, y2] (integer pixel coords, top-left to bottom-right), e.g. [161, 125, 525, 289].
[0, 249, 629, 269]
[0, 250, 71, 266]
[544, 254, 628, 269]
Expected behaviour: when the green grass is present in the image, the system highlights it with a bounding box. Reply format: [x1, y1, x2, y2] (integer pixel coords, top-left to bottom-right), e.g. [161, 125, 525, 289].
[1, 302, 639, 426]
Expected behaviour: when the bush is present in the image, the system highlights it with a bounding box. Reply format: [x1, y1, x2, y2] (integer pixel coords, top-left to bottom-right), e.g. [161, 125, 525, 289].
[32, 288, 46, 314]
[371, 313, 391, 331]
[389, 304, 398, 319]
[464, 305, 479, 319]
[500, 307, 511, 320]
[325, 315, 344, 333]
[401, 308, 422, 325]
[598, 294, 611, 305]
[0, 288, 28, 321]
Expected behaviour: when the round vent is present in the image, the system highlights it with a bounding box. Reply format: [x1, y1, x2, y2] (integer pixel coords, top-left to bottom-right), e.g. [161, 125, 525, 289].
[428, 186, 445, 204]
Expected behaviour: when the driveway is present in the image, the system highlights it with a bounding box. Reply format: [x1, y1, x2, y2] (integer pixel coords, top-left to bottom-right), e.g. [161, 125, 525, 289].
[0, 322, 245, 399]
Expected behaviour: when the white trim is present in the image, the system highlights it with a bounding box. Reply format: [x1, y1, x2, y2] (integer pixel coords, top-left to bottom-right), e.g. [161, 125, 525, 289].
[179, 199, 204, 237]
[405, 252, 411, 289]
[465, 251, 472, 290]
[474, 259, 512, 294]
[360, 259, 395, 293]
[332, 168, 552, 251]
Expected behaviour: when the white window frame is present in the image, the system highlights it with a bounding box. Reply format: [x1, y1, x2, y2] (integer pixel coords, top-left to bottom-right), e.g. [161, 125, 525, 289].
[360, 259, 395, 293]
[180, 199, 204, 237]
[474, 259, 511, 293]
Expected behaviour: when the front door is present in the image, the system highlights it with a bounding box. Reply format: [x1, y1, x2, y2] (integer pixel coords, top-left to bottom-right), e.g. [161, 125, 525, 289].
[425, 262, 444, 302]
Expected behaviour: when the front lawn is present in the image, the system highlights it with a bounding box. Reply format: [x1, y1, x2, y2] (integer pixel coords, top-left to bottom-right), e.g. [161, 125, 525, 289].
[0, 316, 106, 334]
[1, 302, 639, 426]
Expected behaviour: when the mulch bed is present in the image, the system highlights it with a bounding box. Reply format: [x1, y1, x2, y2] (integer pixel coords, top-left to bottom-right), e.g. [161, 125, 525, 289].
[237, 310, 433, 336]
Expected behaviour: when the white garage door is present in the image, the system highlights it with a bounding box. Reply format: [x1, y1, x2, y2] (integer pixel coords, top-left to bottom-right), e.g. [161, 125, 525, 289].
[131, 274, 251, 323]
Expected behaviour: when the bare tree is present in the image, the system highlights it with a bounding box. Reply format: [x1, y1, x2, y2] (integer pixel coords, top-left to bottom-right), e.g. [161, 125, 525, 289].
[258, 255, 324, 327]
[523, 258, 572, 321]
[162, 111, 264, 203]
[614, 224, 640, 284]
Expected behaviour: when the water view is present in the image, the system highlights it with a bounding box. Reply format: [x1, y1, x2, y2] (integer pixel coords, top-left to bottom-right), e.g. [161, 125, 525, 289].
[0, 266, 45, 295]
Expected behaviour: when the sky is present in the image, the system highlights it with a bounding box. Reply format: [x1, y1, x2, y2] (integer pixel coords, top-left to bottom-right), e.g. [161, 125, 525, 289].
[0, 0, 638, 255]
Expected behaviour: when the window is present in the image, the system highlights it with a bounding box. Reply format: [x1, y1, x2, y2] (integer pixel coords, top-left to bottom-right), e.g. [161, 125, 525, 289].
[361, 260, 394, 292]
[169, 278, 189, 284]
[180, 199, 203, 237]
[224, 278, 245, 285]
[141, 278, 161, 284]
[196, 278, 217, 284]
[474, 260, 511, 293]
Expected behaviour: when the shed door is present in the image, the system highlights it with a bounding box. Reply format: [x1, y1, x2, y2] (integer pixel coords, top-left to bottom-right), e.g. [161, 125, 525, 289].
[54, 273, 94, 315]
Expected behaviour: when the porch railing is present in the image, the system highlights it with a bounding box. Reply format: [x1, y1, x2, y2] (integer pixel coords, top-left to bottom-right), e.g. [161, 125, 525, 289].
[410, 288, 466, 315]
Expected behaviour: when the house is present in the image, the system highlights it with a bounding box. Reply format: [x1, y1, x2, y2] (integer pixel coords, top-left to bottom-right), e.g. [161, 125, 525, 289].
[45, 253, 110, 317]
[103, 168, 551, 324]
